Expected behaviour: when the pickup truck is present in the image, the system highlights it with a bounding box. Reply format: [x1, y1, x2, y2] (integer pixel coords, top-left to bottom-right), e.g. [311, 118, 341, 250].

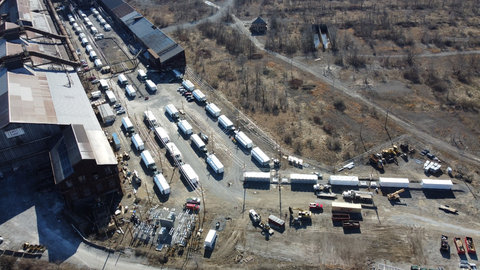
[249, 209, 261, 223]
[439, 204, 458, 214]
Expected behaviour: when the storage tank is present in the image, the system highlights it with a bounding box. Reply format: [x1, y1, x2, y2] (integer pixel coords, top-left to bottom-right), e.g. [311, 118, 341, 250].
[244, 172, 270, 182]
[420, 179, 453, 189]
[329, 175, 359, 186]
[290, 174, 318, 184]
[379, 177, 410, 188]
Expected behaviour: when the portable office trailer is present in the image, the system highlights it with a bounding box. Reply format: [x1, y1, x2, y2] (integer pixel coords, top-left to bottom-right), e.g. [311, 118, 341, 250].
[146, 80, 157, 92]
[144, 110, 157, 126]
[131, 134, 145, 151]
[331, 202, 362, 213]
[290, 174, 318, 184]
[420, 179, 453, 189]
[204, 230, 217, 249]
[191, 134, 206, 152]
[268, 215, 285, 228]
[118, 74, 128, 85]
[99, 79, 109, 90]
[329, 175, 359, 186]
[154, 127, 170, 144]
[94, 59, 102, 68]
[206, 103, 221, 117]
[98, 104, 115, 124]
[218, 115, 235, 131]
[141, 150, 156, 170]
[379, 177, 410, 188]
[235, 131, 253, 149]
[122, 117, 134, 133]
[181, 164, 198, 185]
[154, 174, 170, 195]
[251, 147, 270, 166]
[105, 90, 116, 103]
[166, 142, 182, 160]
[244, 172, 270, 182]
[137, 69, 147, 80]
[192, 89, 206, 102]
[207, 154, 224, 174]
[111, 133, 121, 150]
[177, 120, 193, 135]
[125, 85, 136, 97]
[182, 80, 195, 91]
[165, 104, 179, 119]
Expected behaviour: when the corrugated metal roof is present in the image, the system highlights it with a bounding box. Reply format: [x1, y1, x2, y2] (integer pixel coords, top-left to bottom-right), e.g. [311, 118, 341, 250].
[252, 17, 266, 25]
[101, 0, 124, 10]
[112, 3, 135, 19]
[86, 129, 117, 165]
[119, 10, 140, 24]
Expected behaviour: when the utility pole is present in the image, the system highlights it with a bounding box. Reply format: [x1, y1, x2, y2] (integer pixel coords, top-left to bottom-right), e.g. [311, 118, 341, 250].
[145, 182, 151, 208]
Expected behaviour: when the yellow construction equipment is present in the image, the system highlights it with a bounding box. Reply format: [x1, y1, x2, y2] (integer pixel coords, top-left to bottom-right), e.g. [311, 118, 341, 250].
[387, 189, 405, 200]
[289, 207, 312, 219]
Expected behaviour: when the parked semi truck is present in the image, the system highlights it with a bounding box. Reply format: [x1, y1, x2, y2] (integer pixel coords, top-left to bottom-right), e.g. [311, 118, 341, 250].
[137, 69, 147, 81]
[251, 147, 270, 166]
[218, 115, 235, 131]
[118, 74, 128, 85]
[181, 164, 198, 185]
[154, 127, 170, 144]
[126, 85, 136, 97]
[154, 173, 170, 195]
[235, 131, 253, 149]
[146, 80, 157, 92]
[342, 190, 373, 201]
[182, 80, 195, 91]
[166, 142, 182, 161]
[144, 110, 157, 126]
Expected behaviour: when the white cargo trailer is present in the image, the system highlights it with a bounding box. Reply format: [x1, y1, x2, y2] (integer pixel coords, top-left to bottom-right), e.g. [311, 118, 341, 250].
[182, 80, 194, 91]
[329, 175, 359, 186]
[132, 134, 145, 151]
[181, 164, 198, 185]
[85, 44, 93, 53]
[122, 117, 134, 133]
[218, 115, 235, 131]
[206, 103, 221, 117]
[143, 110, 157, 126]
[165, 104, 179, 119]
[379, 177, 410, 188]
[177, 120, 193, 135]
[89, 51, 97, 60]
[204, 229, 217, 249]
[98, 104, 115, 124]
[91, 90, 101, 99]
[207, 154, 224, 174]
[125, 85, 136, 97]
[104, 24, 111, 31]
[137, 69, 147, 80]
[191, 134, 207, 153]
[290, 174, 318, 184]
[90, 26, 98, 34]
[420, 179, 453, 189]
[251, 147, 269, 166]
[141, 150, 156, 171]
[146, 80, 157, 92]
[154, 127, 169, 144]
[118, 74, 128, 85]
[154, 174, 170, 195]
[99, 79, 109, 90]
[94, 59, 102, 67]
[192, 89, 206, 102]
[166, 142, 182, 161]
[235, 131, 253, 149]
[244, 172, 270, 182]
[106, 90, 116, 103]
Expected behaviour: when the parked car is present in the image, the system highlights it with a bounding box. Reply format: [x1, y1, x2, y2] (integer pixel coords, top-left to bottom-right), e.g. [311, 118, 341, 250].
[183, 91, 192, 97]
[88, 75, 97, 81]
[113, 103, 122, 109]
[91, 79, 99, 84]
[80, 60, 88, 67]
[199, 133, 209, 144]
[186, 96, 194, 102]
[116, 108, 126, 115]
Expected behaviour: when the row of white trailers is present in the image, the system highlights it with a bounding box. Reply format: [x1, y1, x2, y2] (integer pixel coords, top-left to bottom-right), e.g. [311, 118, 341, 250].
[328, 175, 453, 189]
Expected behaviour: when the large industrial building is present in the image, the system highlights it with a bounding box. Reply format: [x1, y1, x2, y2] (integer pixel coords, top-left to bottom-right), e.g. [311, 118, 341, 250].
[98, 0, 186, 72]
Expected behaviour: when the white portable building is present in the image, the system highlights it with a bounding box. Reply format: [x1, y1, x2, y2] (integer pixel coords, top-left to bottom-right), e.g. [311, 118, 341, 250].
[144, 110, 157, 126]
[105, 90, 116, 103]
[244, 172, 270, 182]
[182, 80, 194, 91]
[206, 103, 221, 117]
[122, 117, 134, 133]
[235, 131, 253, 149]
[329, 175, 359, 186]
[379, 177, 410, 188]
[166, 142, 182, 160]
[146, 80, 157, 91]
[131, 133, 145, 151]
[99, 79, 109, 90]
[290, 174, 318, 184]
[177, 120, 193, 135]
[420, 179, 453, 190]
[118, 74, 128, 85]
[165, 104, 179, 119]
[154, 127, 170, 144]
[141, 150, 156, 170]
[181, 164, 198, 185]
[192, 89, 206, 102]
[218, 115, 235, 131]
[204, 229, 217, 249]
[125, 85, 136, 97]
[207, 154, 224, 174]
[98, 104, 115, 124]
[251, 147, 269, 166]
[94, 59, 103, 67]
[154, 174, 170, 195]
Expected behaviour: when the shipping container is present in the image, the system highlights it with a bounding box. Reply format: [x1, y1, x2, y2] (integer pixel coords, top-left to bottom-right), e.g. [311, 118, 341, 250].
[379, 177, 410, 188]
[154, 127, 169, 144]
[206, 103, 221, 117]
[420, 179, 453, 189]
[122, 117, 134, 133]
[251, 147, 270, 166]
[204, 230, 217, 249]
[141, 150, 156, 170]
[154, 173, 170, 195]
[182, 80, 195, 91]
[235, 131, 253, 149]
[290, 173, 318, 184]
[181, 164, 198, 185]
[331, 202, 362, 213]
[218, 115, 235, 131]
[111, 133, 121, 150]
[177, 120, 193, 135]
[193, 89, 206, 102]
[328, 175, 359, 186]
[207, 154, 224, 174]
[132, 133, 145, 151]
[244, 172, 270, 182]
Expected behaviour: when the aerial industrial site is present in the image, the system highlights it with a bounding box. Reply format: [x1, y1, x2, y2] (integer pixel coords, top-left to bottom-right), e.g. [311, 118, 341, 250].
[0, 0, 479, 269]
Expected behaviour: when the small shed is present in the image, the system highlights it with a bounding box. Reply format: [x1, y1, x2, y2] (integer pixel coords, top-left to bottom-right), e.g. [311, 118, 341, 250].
[98, 104, 115, 124]
[250, 17, 267, 34]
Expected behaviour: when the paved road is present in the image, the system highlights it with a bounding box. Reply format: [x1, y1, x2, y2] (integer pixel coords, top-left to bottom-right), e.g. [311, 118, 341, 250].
[360, 49, 480, 58]
[160, 0, 235, 34]
[230, 15, 480, 167]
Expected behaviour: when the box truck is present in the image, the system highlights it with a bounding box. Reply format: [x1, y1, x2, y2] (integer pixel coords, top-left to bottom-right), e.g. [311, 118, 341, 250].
[111, 133, 121, 151]
[251, 147, 270, 166]
[206, 103, 221, 117]
[89, 51, 97, 60]
[118, 74, 128, 85]
[122, 117, 134, 133]
[235, 131, 253, 149]
[181, 164, 198, 185]
[146, 80, 157, 92]
[106, 90, 116, 103]
[144, 110, 157, 126]
[207, 154, 224, 174]
[192, 89, 206, 103]
[154, 127, 170, 144]
[125, 85, 136, 97]
[138, 69, 147, 80]
[85, 44, 93, 53]
[165, 104, 180, 120]
[204, 229, 217, 249]
[191, 134, 207, 153]
[94, 59, 103, 68]
[218, 115, 235, 131]
[141, 150, 157, 171]
[182, 80, 195, 91]
[132, 134, 144, 151]
[99, 79, 109, 90]
[154, 173, 170, 195]
[90, 26, 98, 35]
[91, 90, 101, 99]
[166, 142, 182, 161]
[104, 24, 111, 31]
[177, 120, 193, 135]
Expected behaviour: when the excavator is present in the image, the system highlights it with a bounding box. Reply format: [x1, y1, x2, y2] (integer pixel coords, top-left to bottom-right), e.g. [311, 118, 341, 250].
[369, 153, 384, 170]
[387, 189, 405, 200]
[289, 207, 312, 219]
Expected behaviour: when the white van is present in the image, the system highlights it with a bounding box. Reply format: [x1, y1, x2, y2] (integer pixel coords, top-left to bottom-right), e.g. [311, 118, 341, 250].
[81, 38, 89, 46]
[72, 22, 78, 28]
[84, 17, 90, 23]
[104, 24, 111, 31]
[89, 51, 97, 60]
[86, 21, 93, 28]
[69, 17, 76, 25]
[79, 33, 86, 40]
[90, 27, 98, 35]
[97, 15, 103, 22]
[85, 44, 93, 53]
[94, 59, 103, 67]
[90, 7, 97, 13]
